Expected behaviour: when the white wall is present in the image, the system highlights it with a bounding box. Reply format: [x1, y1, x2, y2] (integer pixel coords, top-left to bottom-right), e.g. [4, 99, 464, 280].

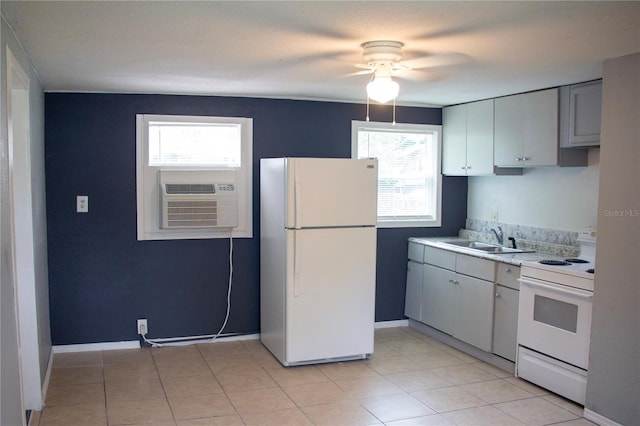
[467, 149, 599, 232]
[1, 11, 50, 423]
[585, 52, 639, 426]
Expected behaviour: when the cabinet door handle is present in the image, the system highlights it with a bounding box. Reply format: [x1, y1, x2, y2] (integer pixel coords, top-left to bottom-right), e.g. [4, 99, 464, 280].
[524, 157, 531, 161]
[505, 268, 511, 273]
[466, 166, 471, 169]
[496, 292, 501, 298]
[448, 279, 455, 283]
[515, 157, 523, 162]
[460, 166, 467, 170]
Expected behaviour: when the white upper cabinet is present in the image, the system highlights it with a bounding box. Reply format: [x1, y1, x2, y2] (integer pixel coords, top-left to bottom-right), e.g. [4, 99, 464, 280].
[560, 81, 602, 148]
[443, 99, 494, 175]
[494, 89, 559, 167]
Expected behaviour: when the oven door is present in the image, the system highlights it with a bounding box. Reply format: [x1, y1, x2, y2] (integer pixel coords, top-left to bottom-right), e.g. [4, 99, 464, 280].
[517, 276, 593, 370]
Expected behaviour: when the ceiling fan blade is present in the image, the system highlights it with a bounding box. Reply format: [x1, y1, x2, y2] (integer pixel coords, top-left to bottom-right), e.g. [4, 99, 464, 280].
[399, 51, 470, 70]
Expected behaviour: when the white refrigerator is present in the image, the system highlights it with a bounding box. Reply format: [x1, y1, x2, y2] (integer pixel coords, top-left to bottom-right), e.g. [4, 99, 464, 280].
[260, 157, 378, 366]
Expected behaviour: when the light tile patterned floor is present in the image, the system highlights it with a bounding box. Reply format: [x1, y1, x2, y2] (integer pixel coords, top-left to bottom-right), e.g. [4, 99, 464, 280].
[30, 327, 596, 426]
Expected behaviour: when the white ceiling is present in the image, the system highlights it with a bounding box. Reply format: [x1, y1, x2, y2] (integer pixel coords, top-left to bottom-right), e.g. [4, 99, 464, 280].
[2, 1, 639, 107]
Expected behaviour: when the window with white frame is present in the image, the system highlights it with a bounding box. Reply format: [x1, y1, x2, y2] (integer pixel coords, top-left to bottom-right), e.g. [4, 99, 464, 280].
[136, 114, 253, 240]
[352, 121, 442, 228]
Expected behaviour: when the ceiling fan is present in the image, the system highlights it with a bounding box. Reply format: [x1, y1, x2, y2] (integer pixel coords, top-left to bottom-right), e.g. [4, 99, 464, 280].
[355, 40, 464, 104]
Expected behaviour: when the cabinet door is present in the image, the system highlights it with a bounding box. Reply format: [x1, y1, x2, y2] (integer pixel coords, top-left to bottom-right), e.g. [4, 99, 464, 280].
[569, 82, 602, 146]
[521, 89, 558, 166]
[494, 94, 525, 167]
[422, 264, 455, 334]
[405, 260, 423, 320]
[493, 285, 519, 362]
[466, 99, 495, 175]
[442, 104, 468, 175]
[453, 275, 494, 352]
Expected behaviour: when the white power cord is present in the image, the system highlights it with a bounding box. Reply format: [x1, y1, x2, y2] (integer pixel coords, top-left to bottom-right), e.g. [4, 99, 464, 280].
[141, 229, 234, 347]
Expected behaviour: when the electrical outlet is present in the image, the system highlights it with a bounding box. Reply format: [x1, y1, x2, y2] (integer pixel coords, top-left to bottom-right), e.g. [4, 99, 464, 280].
[491, 210, 499, 221]
[77, 195, 88, 213]
[137, 319, 148, 336]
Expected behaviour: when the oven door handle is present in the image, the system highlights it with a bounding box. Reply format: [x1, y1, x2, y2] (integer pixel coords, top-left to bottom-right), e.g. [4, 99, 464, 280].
[519, 277, 593, 300]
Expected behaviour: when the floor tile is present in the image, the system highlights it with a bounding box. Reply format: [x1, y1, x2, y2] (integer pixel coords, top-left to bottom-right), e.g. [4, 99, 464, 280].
[495, 397, 580, 425]
[102, 348, 153, 365]
[226, 387, 296, 414]
[301, 400, 382, 425]
[40, 403, 107, 426]
[431, 364, 500, 385]
[105, 377, 166, 402]
[360, 392, 436, 422]
[282, 381, 351, 406]
[334, 375, 404, 399]
[443, 405, 526, 425]
[107, 397, 173, 425]
[41, 327, 590, 426]
[542, 394, 585, 416]
[264, 364, 329, 387]
[48, 366, 104, 387]
[504, 377, 550, 396]
[53, 351, 103, 368]
[405, 349, 468, 369]
[162, 373, 224, 397]
[365, 354, 422, 375]
[39, 402, 107, 426]
[156, 357, 211, 378]
[104, 361, 159, 383]
[411, 386, 487, 412]
[169, 393, 237, 420]
[383, 338, 441, 354]
[215, 368, 278, 392]
[386, 369, 453, 392]
[316, 360, 379, 380]
[461, 378, 535, 404]
[385, 413, 454, 425]
[176, 415, 244, 425]
[241, 407, 313, 425]
[45, 383, 105, 406]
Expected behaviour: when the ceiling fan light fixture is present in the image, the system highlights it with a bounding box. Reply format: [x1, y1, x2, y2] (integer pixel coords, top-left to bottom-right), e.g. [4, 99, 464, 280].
[366, 76, 399, 104]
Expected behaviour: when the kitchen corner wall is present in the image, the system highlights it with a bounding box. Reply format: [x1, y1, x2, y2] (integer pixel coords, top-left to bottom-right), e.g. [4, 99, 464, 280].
[466, 150, 599, 233]
[45, 94, 467, 345]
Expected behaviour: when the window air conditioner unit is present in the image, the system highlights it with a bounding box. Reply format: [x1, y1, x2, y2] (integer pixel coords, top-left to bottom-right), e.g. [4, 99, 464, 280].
[160, 182, 238, 229]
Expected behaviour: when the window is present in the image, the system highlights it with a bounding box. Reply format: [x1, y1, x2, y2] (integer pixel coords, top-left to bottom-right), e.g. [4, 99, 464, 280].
[136, 114, 253, 240]
[352, 121, 442, 228]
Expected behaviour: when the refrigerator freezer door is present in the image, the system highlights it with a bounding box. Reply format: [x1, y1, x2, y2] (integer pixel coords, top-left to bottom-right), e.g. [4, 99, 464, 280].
[285, 227, 376, 364]
[286, 158, 378, 229]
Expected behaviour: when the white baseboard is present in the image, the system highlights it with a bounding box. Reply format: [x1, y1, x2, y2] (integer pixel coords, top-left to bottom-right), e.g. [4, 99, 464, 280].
[51, 323, 412, 354]
[583, 408, 624, 426]
[374, 319, 409, 329]
[53, 340, 140, 353]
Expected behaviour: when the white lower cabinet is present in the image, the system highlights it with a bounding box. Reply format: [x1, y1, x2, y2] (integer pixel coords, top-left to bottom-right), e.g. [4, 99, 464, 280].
[405, 259, 423, 321]
[492, 285, 519, 361]
[421, 264, 455, 335]
[453, 274, 495, 352]
[405, 242, 496, 352]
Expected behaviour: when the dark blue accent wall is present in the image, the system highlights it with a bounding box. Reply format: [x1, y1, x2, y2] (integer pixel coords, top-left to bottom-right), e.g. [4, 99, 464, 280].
[45, 93, 467, 345]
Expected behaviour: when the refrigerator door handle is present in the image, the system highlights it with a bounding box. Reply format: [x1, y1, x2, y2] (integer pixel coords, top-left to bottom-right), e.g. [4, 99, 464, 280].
[294, 179, 302, 229]
[293, 232, 301, 297]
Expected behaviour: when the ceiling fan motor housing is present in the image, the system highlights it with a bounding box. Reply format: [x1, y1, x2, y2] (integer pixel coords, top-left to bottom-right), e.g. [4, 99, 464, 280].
[361, 40, 404, 66]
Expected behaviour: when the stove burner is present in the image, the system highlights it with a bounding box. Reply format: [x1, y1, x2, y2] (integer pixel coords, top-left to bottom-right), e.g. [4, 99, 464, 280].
[565, 258, 589, 264]
[539, 260, 571, 266]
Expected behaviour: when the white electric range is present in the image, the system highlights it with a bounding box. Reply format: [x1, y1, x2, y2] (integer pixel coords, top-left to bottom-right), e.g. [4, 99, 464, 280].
[516, 243, 595, 405]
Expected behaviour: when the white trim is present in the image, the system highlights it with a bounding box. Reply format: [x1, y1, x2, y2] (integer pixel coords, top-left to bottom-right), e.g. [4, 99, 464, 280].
[375, 319, 409, 329]
[583, 408, 624, 426]
[40, 351, 53, 410]
[53, 341, 141, 353]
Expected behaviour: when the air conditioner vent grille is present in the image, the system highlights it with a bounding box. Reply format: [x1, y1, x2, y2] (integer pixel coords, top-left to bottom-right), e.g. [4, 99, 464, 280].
[166, 200, 217, 228]
[166, 184, 215, 195]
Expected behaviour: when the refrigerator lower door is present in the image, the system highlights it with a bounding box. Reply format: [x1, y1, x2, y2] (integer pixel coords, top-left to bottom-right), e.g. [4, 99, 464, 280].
[284, 227, 376, 365]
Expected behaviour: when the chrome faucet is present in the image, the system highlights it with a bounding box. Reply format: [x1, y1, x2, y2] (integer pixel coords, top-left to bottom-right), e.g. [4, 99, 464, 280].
[491, 226, 504, 245]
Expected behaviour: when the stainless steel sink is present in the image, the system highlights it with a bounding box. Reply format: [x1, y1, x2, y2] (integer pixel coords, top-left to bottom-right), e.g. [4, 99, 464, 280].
[439, 240, 534, 254]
